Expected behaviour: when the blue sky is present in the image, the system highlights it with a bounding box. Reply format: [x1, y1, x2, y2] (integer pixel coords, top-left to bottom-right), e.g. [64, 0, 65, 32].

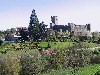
[0, 0, 100, 31]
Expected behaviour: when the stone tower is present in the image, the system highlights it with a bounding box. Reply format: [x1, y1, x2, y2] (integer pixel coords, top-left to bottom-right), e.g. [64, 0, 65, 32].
[51, 16, 58, 25]
[50, 16, 58, 29]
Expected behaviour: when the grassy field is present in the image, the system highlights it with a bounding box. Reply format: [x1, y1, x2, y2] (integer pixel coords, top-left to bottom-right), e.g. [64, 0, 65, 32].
[75, 64, 100, 75]
[0, 42, 74, 51]
[40, 64, 100, 75]
[39, 42, 74, 49]
[0, 42, 100, 52]
[38, 42, 100, 48]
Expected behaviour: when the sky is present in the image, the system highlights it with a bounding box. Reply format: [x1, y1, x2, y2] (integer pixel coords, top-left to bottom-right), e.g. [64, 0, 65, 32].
[0, 0, 100, 31]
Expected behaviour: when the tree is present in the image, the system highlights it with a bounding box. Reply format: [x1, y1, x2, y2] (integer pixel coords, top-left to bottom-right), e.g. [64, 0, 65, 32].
[49, 30, 56, 41]
[97, 38, 100, 44]
[39, 21, 47, 41]
[28, 9, 40, 42]
[19, 28, 28, 42]
[95, 71, 100, 75]
[28, 9, 48, 42]
[0, 31, 4, 39]
[5, 34, 12, 41]
[92, 32, 99, 43]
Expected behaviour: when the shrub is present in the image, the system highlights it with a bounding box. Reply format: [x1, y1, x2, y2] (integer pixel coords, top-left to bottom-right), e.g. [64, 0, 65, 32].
[64, 50, 85, 68]
[95, 70, 100, 75]
[63, 46, 92, 69]
[53, 51, 65, 69]
[41, 50, 65, 72]
[90, 55, 100, 64]
[0, 39, 3, 46]
[0, 57, 7, 75]
[0, 56, 21, 75]
[92, 50, 99, 55]
[19, 49, 42, 75]
[97, 48, 100, 52]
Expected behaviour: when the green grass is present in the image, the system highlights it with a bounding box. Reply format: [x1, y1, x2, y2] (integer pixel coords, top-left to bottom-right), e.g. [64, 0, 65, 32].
[0, 42, 75, 51]
[75, 64, 100, 75]
[86, 42, 100, 47]
[0, 42, 100, 52]
[0, 41, 100, 56]
[39, 64, 100, 75]
[39, 70, 72, 75]
[75, 42, 100, 48]
[39, 42, 74, 49]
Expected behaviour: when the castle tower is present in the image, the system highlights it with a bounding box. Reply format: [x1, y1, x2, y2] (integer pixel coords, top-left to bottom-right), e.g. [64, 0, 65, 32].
[51, 16, 58, 25]
[87, 23, 91, 31]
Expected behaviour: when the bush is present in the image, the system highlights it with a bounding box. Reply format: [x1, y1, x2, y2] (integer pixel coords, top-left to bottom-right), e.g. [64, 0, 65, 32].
[0, 49, 43, 75]
[0, 57, 7, 75]
[41, 50, 65, 72]
[19, 49, 42, 75]
[0, 56, 21, 75]
[92, 50, 99, 55]
[63, 45, 92, 69]
[95, 70, 100, 75]
[97, 48, 100, 52]
[90, 55, 100, 64]
[41, 44, 93, 72]
[64, 50, 85, 68]
[0, 39, 3, 46]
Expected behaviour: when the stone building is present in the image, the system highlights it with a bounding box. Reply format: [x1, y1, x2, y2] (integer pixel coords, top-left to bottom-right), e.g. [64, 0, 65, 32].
[68, 23, 91, 36]
[50, 16, 70, 32]
[50, 16, 91, 36]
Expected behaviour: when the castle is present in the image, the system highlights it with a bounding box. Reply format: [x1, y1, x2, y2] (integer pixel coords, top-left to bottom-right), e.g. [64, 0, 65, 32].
[50, 16, 91, 36]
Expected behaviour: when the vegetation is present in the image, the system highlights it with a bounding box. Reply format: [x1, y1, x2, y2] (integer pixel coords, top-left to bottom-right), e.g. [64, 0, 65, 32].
[0, 9, 100, 75]
[40, 64, 100, 75]
[28, 9, 47, 42]
[19, 28, 28, 42]
[0, 42, 99, 75]
[0, 39, 3, 46]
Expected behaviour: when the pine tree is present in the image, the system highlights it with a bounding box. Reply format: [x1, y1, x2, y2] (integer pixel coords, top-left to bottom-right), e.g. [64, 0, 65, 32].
[28, 9, 40, 41]
[39, 21, 47, 41]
